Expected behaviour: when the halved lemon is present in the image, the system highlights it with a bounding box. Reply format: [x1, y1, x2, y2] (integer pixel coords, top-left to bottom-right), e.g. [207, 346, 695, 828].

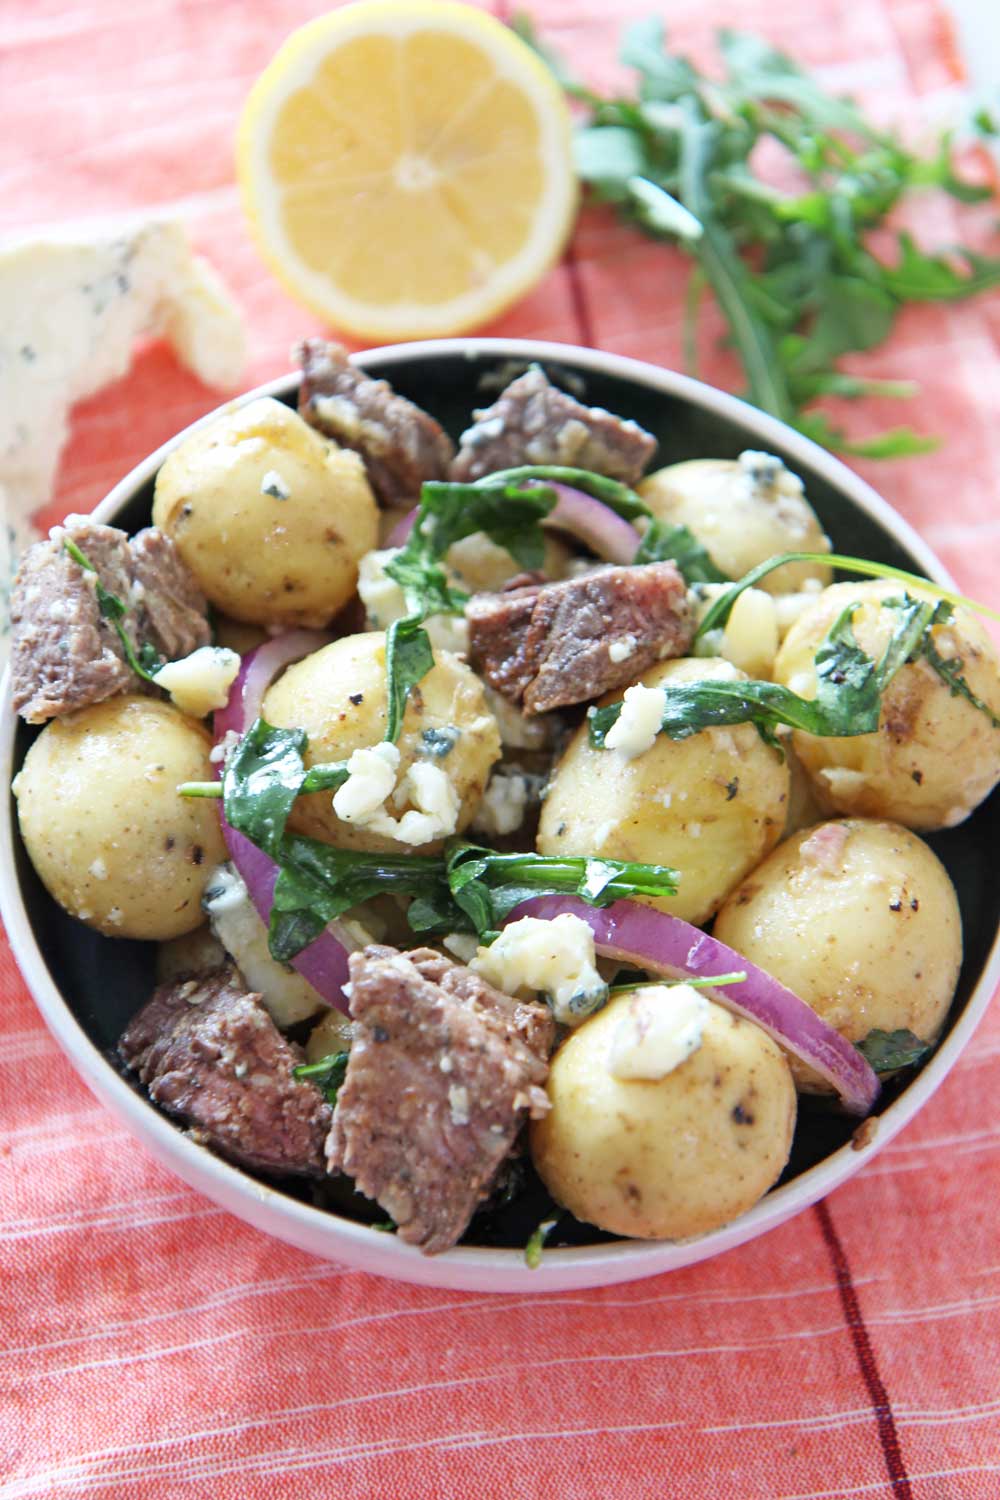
[236, 0, 578, 340]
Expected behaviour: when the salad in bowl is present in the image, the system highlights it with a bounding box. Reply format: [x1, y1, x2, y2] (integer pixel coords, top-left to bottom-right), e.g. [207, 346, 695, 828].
[5, 339, 999, 1290]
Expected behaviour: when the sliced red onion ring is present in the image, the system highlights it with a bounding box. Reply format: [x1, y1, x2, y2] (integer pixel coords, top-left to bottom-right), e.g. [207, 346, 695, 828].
[507, 895, 880, 1116]
[213, 631, 355, 1013]
[214, 629, 331, 740]
[384, 484, 642, 566]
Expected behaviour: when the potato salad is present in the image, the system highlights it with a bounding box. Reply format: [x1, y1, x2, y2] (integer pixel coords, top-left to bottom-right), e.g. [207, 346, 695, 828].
[10, 344, 1000, 1258]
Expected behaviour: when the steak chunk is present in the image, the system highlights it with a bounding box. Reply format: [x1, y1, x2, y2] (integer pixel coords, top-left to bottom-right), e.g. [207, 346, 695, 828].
[466, 562, 694, 715]
[450, 365, 657, 485]
[119, 968, 331, 1177]
[12, 519, 140, 723]
[297, 339, 454, 505]
[10, 517, 209, 723]
[129, 527, 210, 661]
[327, 945, 553, 1254]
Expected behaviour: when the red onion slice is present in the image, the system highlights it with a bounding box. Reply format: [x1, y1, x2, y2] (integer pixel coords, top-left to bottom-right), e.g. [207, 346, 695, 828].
[508, 896, 880, 1115]
[383, 484, 642, 566]
[214, 629, 331, 740]
[213, 631, 355, 1013]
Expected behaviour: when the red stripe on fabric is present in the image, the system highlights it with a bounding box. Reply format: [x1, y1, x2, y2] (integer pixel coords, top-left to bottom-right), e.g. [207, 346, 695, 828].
[814, 1200, 913, 1498]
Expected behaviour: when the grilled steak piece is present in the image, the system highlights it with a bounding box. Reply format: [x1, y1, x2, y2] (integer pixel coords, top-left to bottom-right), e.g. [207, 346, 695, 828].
[128, 527, 210, 661]
[297, 339, 454, 505]
[10, 517, 209, 723]
[450, 365, 657, 485]
[119, 968, 331, 1177]
[466, 562, 694, 715]
[327, 945, 553, 1255]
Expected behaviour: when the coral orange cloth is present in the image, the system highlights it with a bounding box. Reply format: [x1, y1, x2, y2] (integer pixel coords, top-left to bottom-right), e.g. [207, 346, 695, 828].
[2, 3, 1000, 1496]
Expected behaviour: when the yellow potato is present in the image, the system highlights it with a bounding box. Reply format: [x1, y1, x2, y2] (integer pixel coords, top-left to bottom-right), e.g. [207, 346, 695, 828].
[152, 396, 378, 628]
[263, 632, 500, 853]
[714, 818, 962, 1090]
[774, 579, 1000, 829]
[531, 993, 796, 1240]
[639, 456, 831, 594]
[306, 1006, 355, 1063]
[13, 696, 225, 940]
[537, 658, 790, 925]
[445, 531, 572, 592]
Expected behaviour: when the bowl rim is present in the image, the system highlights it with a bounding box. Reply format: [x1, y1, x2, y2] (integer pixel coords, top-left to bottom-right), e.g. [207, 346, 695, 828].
[3, 334, 998, 1293]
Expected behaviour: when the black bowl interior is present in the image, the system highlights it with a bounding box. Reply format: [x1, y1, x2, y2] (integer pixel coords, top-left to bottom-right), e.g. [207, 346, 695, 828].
[11, 348, 1000, 1249]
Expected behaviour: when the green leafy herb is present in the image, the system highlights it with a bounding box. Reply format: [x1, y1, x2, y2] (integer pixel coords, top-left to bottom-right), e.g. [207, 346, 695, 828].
[521, 17, 1000, 455]
[634, 518, 730, 583]
[384, 616, 436, 744]
[695, 550, 1000, 641]
[608, 971, 748, 995]
[443, 841, 679, 940]
[293, 1051, 349, 1104]
[62, 537, 163, 682]
[856, 1028, 932, 1072]
[591, 593, 937, 749]
[223, 719, 311, 858]
[524, 1214, 561, 1269]
[914, 615, 1000, 730]
[267, 835, 447, 962]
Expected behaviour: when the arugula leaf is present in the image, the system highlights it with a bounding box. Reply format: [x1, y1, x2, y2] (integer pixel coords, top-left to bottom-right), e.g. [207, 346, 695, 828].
[877, 233, 1000, 302]
[915, 612, 1000, 729]
[384, 617, 436, 744]
[590, 594, 937, 749]
[62, 537, 163, 683]
[268, 835, 448, 962]
[444, 842, 679, 937]
[293, 1051, 349, 1104]
[695, 550, 1000, 641]
[524, 1214, 561, 1270]
[475, 464, 651, 523]
[856, 1028, 932, 1073]
[634, 519, 730, 582]
[222, 719, 309, 858]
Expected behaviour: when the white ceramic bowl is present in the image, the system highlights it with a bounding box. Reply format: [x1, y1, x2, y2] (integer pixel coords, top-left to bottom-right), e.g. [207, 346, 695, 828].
[3, 337, 998, 1293]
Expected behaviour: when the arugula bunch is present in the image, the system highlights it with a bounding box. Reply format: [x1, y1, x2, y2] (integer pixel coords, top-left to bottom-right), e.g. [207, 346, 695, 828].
[516, 16, 1000, 457]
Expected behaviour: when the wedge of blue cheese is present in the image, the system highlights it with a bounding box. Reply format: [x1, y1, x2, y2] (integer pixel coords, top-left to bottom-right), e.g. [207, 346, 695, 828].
[0, 220, 246, 634]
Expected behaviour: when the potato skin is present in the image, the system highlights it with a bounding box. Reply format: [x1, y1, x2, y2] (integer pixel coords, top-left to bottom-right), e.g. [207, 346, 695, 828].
[263, 632, 501, 853]
[531, 995, 796, 1240]
[638, 458, 831, 594]
[152, 396, 378, 628]
[774, 580, 1000, 829]
[714, 818, 962, 1089]
[13, 696, 225, 940]
[537, 658, 790, 925]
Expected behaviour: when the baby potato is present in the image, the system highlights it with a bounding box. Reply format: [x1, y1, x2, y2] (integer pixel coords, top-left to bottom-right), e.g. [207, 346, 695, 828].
[156, 926, 227, 983]
[306, 1005, 354, 1064]
[714, 819, 962, 1090]
[152, 396, 378, 628]
[263, 632, 501, 853]
[639, 455, 832, 594]
[538, 658, 789, 925]
[13, 696, 225, 940]
[774, 579, 1000, 829]
[531, 993, 796, 1240]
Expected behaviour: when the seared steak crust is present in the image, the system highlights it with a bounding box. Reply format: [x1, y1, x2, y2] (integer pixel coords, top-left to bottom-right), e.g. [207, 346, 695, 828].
[466, 562, 694, 715]
[327, 945, 553, 1254]
[450, 366, 657, 485]
[297, 339, 454, 505]
[119, 968, 331, 1177]
[10, 517, 209, 723]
